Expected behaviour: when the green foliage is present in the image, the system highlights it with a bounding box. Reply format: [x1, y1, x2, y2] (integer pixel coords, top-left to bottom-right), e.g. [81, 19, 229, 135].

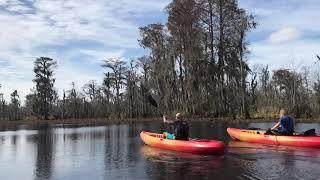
[9, 90, 20, 120]
[33, 57, 57, 120]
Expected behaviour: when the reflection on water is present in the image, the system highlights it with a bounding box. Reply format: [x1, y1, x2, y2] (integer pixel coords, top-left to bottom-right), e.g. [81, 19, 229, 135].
[0, 122, 319, 180]
[228, 140, 320, 179]
[141, 145, 223, 166]
[228, 141, 320, 157]
[141, 145, 224, 179]
[142, 146, 225, 179]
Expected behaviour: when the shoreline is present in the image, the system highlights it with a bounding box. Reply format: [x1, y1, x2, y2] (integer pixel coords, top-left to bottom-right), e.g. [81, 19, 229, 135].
[0, 117, 319, 127]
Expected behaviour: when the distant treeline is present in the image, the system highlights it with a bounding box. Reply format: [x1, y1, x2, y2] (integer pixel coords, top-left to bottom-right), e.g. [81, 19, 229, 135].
[1, 0, 320, 121]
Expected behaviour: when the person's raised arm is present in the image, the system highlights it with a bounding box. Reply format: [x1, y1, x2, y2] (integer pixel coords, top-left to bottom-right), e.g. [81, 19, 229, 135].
[163, 114, 174, 124]
[271, 121, 280, 130]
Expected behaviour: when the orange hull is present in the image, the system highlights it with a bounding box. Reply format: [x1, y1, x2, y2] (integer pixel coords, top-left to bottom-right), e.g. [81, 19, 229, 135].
[227, 128, 320, 148]
[140, 131, 225, 155]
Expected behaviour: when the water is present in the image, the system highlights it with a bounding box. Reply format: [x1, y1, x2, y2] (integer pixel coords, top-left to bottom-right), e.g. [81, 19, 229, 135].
[0, 122, 320, 180]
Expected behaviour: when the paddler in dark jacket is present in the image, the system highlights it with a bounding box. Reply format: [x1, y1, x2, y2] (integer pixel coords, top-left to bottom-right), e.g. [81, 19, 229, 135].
[163, 113, 189, 140]
[266, 109, 294, 135]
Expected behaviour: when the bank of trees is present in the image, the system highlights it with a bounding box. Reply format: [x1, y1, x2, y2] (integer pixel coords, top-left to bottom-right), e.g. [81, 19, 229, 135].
[252, 66, 317, 118]
[0, 0, 319, 120]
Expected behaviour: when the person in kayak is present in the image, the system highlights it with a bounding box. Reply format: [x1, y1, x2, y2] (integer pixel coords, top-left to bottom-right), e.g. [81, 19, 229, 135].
[266, 109, 294, 135]
[163, 113, 189, 140]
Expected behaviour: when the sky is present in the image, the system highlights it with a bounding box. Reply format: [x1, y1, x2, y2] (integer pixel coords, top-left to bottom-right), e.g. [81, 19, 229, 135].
[0, 0, 319, 103]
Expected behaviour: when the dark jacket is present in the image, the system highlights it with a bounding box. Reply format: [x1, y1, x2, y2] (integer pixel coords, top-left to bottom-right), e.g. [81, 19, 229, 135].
[173, 120, 189, 140]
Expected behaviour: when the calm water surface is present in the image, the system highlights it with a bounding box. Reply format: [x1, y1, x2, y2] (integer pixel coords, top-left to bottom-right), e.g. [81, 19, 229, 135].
[0, 122, 320, 180]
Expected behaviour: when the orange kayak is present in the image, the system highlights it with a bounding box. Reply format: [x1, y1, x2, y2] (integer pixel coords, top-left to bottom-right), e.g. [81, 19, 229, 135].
[227, 128, 320, 147]
[140, 131, 225, 155]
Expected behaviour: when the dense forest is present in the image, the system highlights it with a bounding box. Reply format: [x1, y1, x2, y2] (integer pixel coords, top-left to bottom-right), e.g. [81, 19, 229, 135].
[1, 0, 320, 121]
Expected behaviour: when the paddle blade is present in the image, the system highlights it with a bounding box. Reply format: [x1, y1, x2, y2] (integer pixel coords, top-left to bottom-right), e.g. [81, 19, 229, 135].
[147, 95, 158, 107]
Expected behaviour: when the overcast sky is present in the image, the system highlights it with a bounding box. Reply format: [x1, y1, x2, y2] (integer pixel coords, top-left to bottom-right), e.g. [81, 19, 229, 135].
[0, 0, 319, 102]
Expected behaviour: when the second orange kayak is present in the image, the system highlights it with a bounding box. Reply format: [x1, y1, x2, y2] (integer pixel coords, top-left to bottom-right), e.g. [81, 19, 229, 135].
[227, 128, 320, 147]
